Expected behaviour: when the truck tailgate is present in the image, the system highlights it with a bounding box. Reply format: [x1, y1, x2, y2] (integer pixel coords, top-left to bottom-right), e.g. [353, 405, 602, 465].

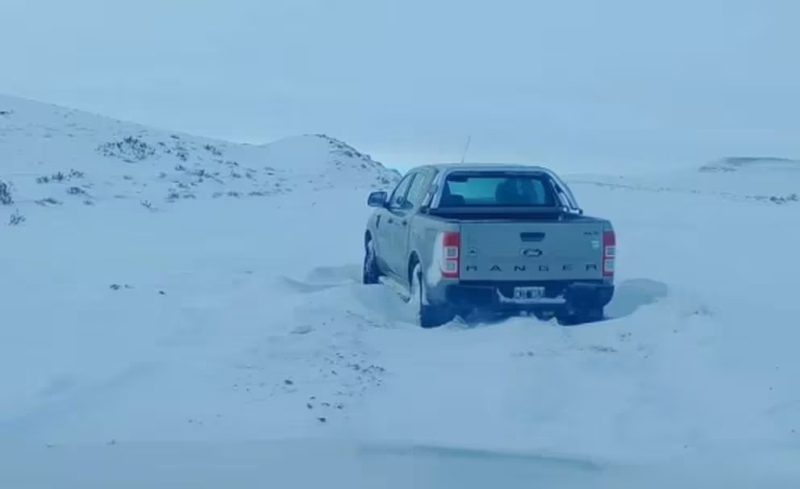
[459, 220, 605, 281]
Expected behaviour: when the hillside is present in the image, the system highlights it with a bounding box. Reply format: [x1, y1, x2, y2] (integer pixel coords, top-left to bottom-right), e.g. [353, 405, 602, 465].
[565, 155, 800, 207]
[2, 95, 800, 486]
[0, 95, 399, 226]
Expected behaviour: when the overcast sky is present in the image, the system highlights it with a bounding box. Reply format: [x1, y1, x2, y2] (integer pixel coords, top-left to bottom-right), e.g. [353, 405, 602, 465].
[1, 0, 798, 171]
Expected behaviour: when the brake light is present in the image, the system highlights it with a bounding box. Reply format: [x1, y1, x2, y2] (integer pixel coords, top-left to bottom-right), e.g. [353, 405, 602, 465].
[603, 230, 615, 277]
[441, 231, 460, 278]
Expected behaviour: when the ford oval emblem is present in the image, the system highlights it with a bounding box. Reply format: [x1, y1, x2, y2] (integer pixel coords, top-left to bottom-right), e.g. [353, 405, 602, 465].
[521, 248, 543, 257]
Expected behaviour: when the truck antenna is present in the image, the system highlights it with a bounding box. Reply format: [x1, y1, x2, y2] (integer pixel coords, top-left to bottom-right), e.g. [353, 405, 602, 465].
[459, 135, 472, 164]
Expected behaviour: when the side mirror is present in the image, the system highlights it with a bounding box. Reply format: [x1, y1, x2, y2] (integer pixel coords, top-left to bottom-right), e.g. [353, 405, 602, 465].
[367, 191, 388, 208]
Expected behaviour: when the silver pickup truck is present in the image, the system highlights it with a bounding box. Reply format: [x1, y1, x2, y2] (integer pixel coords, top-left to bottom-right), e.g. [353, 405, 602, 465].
[362, 163, 616, 328]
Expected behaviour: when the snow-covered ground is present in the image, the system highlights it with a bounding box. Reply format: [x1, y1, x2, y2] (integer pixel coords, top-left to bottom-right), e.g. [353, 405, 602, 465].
[2, 95, 800, 487]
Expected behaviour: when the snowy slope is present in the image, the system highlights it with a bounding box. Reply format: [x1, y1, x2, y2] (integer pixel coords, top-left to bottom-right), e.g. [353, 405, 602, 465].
[2, 95, 800, 487]
[0, 95, 398, 227]
[568, 155, 800, 206]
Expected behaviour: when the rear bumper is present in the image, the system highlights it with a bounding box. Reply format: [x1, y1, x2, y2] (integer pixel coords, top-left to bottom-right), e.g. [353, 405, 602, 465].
[427, 279, 614, 313]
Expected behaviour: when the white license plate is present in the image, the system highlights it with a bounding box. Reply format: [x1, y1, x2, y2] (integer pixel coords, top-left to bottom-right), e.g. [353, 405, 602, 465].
[513, 286, 545, 300]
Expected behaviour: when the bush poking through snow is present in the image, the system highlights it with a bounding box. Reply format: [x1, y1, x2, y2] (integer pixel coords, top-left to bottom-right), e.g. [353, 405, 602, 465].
[36, 198, 62, 206]
[97, 136, 157, 162]
[768, 194, 799, 205]
[8, 209, 25, 226]
[0, 180, 12, 205]
[36, 169, 85, 184]
[203, 144, 223, 157]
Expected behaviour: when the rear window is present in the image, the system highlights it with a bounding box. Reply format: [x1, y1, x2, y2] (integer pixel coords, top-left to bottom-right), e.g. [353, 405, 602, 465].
[440, 172, 558, 207]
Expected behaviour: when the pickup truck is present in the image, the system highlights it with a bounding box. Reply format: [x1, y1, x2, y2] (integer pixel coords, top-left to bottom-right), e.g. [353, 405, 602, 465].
[362, 163, 616, 328]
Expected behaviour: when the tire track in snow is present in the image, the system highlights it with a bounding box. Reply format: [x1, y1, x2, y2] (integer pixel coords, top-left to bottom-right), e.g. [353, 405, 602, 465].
[228, 267, 395, 430]
[0, 362, 162, 443]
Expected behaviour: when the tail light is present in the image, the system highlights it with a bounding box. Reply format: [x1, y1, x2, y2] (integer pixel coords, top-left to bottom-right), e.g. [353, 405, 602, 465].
[440, 231, 460, 278]
[603, 230, 615, 277]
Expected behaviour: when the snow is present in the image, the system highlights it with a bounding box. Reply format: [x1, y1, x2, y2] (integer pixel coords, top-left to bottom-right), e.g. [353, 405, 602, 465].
[2, 94, 800, 487]
[3, 440, 800, 489]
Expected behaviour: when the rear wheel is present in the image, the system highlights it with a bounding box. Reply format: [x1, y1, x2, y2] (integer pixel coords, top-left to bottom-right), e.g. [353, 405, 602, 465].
[533, 310, 556, 321]
[362, 238, 381, 284]
[556, 307, 605, 326]
[408, 262, 455, 328]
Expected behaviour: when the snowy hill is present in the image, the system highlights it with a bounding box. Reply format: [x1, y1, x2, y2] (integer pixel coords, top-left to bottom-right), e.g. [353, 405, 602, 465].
[699, 156, 800, 173]
[2, 95, 800, 487]
[567, 154, 800, 206]
[0, 95, 399, 226]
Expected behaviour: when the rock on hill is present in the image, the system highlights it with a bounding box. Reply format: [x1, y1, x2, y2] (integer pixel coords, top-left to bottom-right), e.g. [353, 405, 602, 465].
[0, 95, 400, 226]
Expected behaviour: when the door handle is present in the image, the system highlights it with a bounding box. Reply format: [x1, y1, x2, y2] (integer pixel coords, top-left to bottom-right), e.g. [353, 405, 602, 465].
[387, 217, 394, 224]
[401, 219, 407, 226]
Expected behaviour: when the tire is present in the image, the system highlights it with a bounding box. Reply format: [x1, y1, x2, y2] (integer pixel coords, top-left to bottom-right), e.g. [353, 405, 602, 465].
[362, 238, 381, 284]
[556, 307, 605, 326]
[408, 262, 455, 328]
[533, 310, 556, 321]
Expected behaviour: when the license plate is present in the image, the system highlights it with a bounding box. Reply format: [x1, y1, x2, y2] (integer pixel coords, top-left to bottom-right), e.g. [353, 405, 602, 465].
[513, 286, 545, 300]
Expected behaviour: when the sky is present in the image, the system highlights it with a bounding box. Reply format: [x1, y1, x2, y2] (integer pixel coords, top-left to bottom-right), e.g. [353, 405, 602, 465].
[1, 0, 798, 172]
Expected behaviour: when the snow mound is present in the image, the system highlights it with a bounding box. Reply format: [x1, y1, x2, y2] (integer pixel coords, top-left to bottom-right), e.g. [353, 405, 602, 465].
[0, 95, 400, 226]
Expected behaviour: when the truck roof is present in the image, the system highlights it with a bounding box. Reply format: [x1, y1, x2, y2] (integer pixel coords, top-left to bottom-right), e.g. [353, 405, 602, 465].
[410, 163, 552, 173]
